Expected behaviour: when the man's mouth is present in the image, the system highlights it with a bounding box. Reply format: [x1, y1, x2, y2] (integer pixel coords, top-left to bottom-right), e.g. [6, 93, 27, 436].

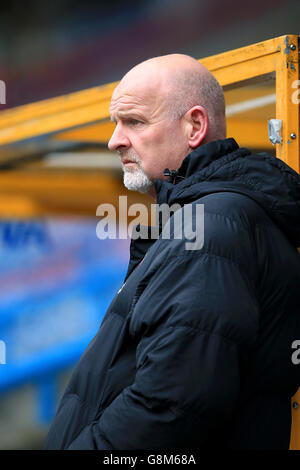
[121, 159, 138, 166]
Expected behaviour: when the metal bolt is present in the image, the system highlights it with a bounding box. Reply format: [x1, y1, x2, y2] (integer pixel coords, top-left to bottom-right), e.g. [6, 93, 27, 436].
[290, 133, 296, 139]
[292, 402, 299, 409]
[290, 44, 296, 51]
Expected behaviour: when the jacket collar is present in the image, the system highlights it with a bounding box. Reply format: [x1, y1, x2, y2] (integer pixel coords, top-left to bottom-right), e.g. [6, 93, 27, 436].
[153, 138, 239, 206]
[177, 137, 239, 179]
[125, 138, 240, 279]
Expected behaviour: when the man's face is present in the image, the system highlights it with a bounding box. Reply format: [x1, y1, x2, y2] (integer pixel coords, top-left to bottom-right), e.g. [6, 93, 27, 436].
[108, 73, 190, 195]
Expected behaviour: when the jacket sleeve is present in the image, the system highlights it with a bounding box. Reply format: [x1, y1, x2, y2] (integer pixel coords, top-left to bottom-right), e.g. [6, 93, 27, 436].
[67, 242, 259, 450]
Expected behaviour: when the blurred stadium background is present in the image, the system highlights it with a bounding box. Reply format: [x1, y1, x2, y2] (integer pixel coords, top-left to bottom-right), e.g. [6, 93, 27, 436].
[0, 0, 299, 449]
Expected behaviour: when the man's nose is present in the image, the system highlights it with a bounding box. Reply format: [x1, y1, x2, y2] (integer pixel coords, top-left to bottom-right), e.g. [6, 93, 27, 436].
[108, 124, 130, 152]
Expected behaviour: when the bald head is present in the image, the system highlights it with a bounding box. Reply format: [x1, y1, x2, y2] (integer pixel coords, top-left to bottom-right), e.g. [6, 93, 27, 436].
[117, 54, 226, 142]
[108, 54, 226, 195]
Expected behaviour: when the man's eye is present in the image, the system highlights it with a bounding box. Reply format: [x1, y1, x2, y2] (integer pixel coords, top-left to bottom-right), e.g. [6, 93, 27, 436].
[128, 119, 141, 126]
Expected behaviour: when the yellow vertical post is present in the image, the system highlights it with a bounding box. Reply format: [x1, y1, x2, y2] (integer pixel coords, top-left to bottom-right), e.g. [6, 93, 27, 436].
[277, 35, 300, 451]
[290, 391, 300, 450]
[275, 35, 299, 173]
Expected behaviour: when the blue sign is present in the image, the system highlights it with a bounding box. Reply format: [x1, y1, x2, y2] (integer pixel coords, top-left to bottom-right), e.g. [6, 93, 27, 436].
[0, 218, 130, 423]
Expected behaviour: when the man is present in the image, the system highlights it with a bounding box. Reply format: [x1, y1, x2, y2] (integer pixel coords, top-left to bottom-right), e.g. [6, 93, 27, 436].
[45, 54, 300, 450]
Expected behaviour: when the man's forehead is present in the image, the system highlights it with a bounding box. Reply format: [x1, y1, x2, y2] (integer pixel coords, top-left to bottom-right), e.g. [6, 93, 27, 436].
[110, 79, 167, 118]
[110, 89, 153, 117]
[113, 75, 162, 101]
[111, 83, 153, 103]
[112, 60, 170, 98]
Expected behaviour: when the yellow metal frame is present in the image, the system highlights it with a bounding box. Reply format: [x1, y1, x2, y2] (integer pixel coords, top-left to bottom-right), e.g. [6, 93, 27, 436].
[0, 34, 298, 169]
[200, 35, 299, 172]
[0, 34, 299, 449]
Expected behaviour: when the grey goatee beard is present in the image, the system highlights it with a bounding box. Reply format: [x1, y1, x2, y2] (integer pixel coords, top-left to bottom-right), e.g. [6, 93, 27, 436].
[121, 152, 153, 194]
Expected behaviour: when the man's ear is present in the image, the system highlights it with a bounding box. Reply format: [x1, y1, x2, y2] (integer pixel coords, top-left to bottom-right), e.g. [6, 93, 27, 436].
[185, 106, 209, 149]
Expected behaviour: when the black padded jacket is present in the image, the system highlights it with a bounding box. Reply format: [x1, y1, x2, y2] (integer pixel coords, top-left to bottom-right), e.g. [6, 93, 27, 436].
[45, 138, 300, 450]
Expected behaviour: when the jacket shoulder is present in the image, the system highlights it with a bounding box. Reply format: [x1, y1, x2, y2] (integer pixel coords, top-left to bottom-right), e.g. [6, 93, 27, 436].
[195, 191, 268, 227]
[156, 191, 259, 276]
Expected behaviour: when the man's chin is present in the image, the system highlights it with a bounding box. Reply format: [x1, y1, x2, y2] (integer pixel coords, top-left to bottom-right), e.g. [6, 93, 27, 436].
[123, 171, 153, 194]
[124, 181, 153, 194]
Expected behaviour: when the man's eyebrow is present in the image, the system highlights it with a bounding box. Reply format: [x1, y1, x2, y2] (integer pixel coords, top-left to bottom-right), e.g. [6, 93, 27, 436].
[110, 112, 144, 122]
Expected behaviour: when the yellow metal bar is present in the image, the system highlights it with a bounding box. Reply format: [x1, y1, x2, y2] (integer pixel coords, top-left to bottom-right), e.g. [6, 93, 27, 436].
[290, 389, 300, 450]
[200, 37, 280, 70]
[0, 82, 118, 146]
[275, 35, 300, 172]
[52, 121, 115, 143]
[0, 82, 117, 129]
[0, 102, 112, 147]
[199, 36, 280, 87]
[226, 119, 272, 149]
[201, 54, 276, 87]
